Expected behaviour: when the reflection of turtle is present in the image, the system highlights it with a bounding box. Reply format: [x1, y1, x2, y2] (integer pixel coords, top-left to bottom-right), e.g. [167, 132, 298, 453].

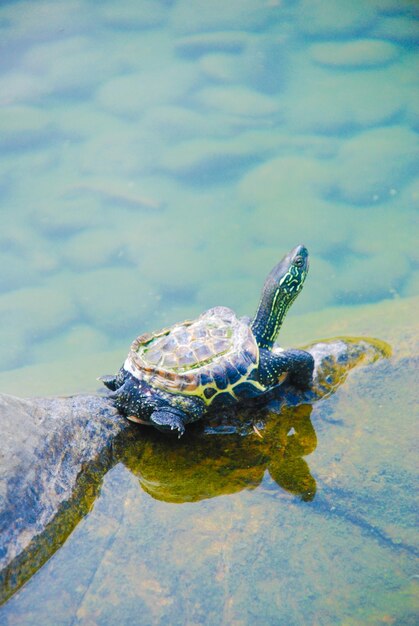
[102, 245, 314, 436]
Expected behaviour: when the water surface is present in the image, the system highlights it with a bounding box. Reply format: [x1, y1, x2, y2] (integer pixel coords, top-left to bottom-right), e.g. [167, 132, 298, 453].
[0, 0, 418, 623]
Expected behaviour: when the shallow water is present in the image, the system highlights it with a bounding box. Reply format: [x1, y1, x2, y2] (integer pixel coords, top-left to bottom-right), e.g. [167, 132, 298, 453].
[0, 0, 418, 623]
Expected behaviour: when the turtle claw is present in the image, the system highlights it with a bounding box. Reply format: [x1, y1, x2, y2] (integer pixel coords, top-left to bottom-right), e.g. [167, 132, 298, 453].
[151, 407, 187, 437]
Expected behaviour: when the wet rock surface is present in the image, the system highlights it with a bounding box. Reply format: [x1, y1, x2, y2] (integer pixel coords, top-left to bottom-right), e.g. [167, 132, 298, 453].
[0, 337, 387, 603]
[0, 394, 128, 602]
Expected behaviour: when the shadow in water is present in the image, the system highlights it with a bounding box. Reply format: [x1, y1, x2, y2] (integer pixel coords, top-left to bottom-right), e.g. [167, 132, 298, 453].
[0, 336, 389, 604]
[120, 403, 317, 504]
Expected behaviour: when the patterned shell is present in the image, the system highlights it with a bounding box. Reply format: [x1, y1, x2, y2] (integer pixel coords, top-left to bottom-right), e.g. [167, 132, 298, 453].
[123, 306, 263, 404]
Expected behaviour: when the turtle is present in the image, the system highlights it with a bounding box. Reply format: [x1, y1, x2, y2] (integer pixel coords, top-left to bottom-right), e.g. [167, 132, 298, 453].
[101, 244, 315, 437]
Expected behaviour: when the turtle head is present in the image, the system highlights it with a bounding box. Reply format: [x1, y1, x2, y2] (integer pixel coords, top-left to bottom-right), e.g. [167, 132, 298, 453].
[269, 244, 309, 299]
[251, 244, 309, 350]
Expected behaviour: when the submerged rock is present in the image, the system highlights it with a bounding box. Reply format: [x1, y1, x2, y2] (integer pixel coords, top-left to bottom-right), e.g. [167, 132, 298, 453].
[309, 39, 399, 68]
[0, 336, 388, 604]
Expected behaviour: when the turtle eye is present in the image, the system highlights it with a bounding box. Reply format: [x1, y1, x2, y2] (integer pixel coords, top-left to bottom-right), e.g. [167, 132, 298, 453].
[294, 256, 304, 268]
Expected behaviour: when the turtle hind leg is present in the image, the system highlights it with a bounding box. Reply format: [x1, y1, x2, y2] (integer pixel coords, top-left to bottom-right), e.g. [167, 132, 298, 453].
[259, 348, 314, 390]
[150, 407, 187, 438]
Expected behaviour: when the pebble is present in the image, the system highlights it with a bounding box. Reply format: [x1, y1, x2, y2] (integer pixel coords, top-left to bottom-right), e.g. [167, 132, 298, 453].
[52, 105, 126, 141]
[101, 2, 167, 30]
[247, 197, 352, 262]
[0, 286, 78, 342]
[285, 68, 404, 133]
[196, 276, 261, 317]
[296, 0, 377, 37]
[175, 31, 250, 58]
[141, 105, 222, 143]
[96, 65, 197, 119]
[80, 128, 160, 177]
[371, 0, 419, 14]
[198, 53, 239, 83]
[0, 251, 40, 293]
[21, 37, 116, 98]
[169, 0, 273, 35]
[0, 106, 54, 150]
[332, 126, 419, 205]
[73, 267, 160, 337]
[238, 155, 330, 208]
[31, 324, 109, 364]
[30, 194, 103, 238]
[372, 15, 419, 42]
[0, 1, 90, 46]
[299, 256, 338, 313]
[0, 71, 48, 106]
[159, 132, 279, 180]
[402, 271, 419, 298]
[336, 251, 410, 304]
[196, 86, 279, 117]
[132, 238, 205, 295]
[0, 328, 27, 371]
[60, 227, 128, 271]
[309, 40, 399, 68]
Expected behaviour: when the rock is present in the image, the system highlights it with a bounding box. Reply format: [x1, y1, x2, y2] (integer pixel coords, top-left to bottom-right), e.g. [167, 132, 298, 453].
[0, 336, 389, 603]
[332, 126, 419, 205]
[309, 39, 399, 68]
[0, 393, 128, 603]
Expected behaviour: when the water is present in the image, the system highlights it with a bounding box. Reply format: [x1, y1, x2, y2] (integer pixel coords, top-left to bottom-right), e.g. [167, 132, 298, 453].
[0, 0, 418, 623]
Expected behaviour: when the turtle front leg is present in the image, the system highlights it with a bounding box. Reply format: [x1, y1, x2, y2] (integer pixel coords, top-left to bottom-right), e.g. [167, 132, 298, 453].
[151, 407, 188, 438]
[259, 348, 314, 390]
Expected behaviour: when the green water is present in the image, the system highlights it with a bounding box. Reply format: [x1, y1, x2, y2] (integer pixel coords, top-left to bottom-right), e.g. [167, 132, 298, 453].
[0, 0, 418, 623]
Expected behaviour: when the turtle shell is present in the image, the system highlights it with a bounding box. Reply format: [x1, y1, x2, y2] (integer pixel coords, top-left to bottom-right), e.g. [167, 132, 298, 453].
[123, 306, 265, 405]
